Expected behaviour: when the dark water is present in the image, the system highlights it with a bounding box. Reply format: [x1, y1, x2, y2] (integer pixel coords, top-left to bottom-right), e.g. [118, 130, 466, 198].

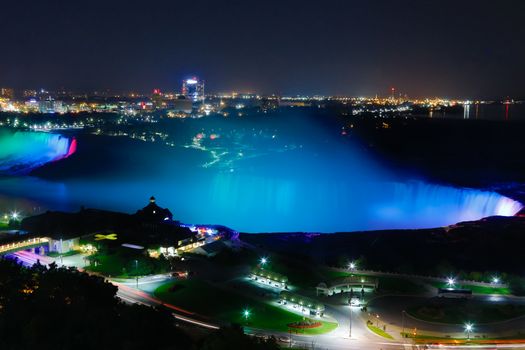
[428, 103, 525, 121]
[0, 125, 521, 232]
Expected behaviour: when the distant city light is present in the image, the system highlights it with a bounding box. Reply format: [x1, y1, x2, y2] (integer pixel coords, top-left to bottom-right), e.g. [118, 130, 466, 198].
[186, 79, 198, 85]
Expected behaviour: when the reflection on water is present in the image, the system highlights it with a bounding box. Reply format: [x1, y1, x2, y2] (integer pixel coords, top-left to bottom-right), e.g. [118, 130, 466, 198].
[464, 104, 470, 119]
[428, 104, 525, 121]
[462, 103, 524, 120]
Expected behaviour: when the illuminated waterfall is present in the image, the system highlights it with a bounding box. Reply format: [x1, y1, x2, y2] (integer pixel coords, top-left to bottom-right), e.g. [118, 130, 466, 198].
[203, 174, 523, 232]
[0, 126, 521, 232]
[0, 130, 76, 174]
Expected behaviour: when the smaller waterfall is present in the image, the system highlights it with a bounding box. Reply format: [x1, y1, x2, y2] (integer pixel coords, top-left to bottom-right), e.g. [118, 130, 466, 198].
[0, 130, 76, 175]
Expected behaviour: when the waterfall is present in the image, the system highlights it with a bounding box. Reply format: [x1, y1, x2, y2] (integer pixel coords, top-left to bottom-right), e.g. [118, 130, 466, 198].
[0, 130, 76, 175]
[203, 174, 523, 232]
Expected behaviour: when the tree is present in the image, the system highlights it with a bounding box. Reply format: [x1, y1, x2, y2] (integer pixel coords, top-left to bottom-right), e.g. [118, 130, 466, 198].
[0, 258, 191, 350]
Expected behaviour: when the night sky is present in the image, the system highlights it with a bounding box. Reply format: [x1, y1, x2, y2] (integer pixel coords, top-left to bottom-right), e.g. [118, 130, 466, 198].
[1, 0, 524, 98]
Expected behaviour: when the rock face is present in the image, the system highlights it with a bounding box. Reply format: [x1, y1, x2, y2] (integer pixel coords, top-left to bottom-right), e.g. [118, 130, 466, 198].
[240, 215, 525, 276]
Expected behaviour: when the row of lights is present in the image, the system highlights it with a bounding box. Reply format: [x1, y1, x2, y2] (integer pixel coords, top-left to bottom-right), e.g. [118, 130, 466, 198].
[2, 211, 20, 221]
[447, 276, 501, 287]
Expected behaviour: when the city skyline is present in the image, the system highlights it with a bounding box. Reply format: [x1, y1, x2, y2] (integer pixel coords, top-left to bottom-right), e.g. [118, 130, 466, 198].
[1, 0, 525, 99]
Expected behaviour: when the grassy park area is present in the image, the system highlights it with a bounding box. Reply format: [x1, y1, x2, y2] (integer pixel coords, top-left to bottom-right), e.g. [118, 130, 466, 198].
[431, 281, 511, 295]
[265, 259, 321, 289]
[367, 324, 394, 339]
[407, 299, 525, 324]
[154, 279, 338, 334]
[86, 248, 169, 278]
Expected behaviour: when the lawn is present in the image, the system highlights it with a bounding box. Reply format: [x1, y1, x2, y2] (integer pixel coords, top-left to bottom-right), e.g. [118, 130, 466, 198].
[86, 249, 169, 278]
[407, 298, 525, 324]
[154, 279, 338, 334]
[0, 221, 9, 230]
[431, 281, 510, 295]
[367, 324, 394, 340]
[321, 269, 353, 280]
[377, 276, 427, 294]
[268, 260, 322, 289]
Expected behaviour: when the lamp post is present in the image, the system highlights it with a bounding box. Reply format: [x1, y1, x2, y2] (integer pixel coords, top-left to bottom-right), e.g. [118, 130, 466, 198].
[349, 303, 353, 338]
[59, 238, 63, 265]
[260, 257, 268, 267]
[465, 323, 473, 340]
[135, 260, 139, 288]
[402, 310, 406, 336]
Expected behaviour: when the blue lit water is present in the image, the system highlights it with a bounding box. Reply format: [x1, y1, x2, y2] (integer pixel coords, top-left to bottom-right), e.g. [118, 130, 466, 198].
[0, 121, 521, 232]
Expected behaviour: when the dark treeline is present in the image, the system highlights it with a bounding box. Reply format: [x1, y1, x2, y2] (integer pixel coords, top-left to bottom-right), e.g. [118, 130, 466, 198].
[0, 259, 278, 350]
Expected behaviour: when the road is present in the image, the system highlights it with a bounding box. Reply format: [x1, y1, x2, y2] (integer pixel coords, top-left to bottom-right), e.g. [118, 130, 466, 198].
[8, 251, 525, 349]
[366, 294, 525, 338]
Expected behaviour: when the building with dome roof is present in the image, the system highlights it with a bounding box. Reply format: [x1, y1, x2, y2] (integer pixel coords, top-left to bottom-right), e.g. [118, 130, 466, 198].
[135, 196, 173, 222]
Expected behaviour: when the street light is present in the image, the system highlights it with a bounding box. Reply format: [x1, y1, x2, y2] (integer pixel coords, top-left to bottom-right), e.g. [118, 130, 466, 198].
[243, 308, 251, 323]
[349, 302, 353, 338]
[447, 277, 455, 287]
[401, 310, 406, 336]
[348, 261, 356, 271]
[260, 257, 268, 266]
[59, 238, 63, 265]
[10, 211, 19, 221]
[492, 277, 500, 284]
[135, 260, 139, 288]
[464, 323, 473, 340]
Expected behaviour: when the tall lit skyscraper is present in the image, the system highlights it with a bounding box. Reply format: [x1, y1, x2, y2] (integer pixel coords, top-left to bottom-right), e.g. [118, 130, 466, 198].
[181, 77, 205, 102]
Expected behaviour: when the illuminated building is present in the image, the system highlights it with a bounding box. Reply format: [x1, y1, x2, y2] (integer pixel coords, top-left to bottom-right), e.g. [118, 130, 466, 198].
[23, 89, 38, 98]
[25, 99, 39, 112]
[0, 88, 14, 99]
[151, 89, 164, 109]
[166, 97, 193, 115]
[38, 98, 55, 113]
[182, 77, 205, 103]
[135, 196, 173, 222]
[53, 100, 67, 113]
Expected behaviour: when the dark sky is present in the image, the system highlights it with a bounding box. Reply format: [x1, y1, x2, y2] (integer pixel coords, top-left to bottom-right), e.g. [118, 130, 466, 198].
[1, 0, 524, 98]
